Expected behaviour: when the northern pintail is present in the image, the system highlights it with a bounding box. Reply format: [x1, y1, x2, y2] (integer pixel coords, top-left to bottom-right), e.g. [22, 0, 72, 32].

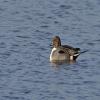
[50, 36, 80, 62]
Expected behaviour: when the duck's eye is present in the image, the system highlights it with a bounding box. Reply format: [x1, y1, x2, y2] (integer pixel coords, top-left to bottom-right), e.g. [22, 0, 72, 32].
[59, 50, 65, 54]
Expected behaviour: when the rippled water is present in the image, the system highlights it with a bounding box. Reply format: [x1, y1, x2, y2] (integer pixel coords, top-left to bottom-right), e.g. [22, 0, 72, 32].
[0, 0, 100, 100]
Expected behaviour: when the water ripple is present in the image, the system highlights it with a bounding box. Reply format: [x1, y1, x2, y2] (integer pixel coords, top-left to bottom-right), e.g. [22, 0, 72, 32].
[0, 0, 100, 100]
[60, 5, 72, 9]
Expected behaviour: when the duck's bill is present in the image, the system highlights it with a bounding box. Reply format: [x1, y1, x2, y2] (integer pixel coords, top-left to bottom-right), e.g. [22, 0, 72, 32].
[50, 43, 53, 48]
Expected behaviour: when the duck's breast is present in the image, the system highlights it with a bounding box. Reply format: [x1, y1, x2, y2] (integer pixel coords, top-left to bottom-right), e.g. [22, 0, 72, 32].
[50, 48, 69, 61]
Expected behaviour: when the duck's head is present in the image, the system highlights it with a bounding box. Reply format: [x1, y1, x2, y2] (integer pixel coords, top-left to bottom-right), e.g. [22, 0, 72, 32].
[52, 36, 61, 48]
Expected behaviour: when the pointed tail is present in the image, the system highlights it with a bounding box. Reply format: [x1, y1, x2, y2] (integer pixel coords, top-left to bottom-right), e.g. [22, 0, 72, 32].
[80, 50, 88, 54]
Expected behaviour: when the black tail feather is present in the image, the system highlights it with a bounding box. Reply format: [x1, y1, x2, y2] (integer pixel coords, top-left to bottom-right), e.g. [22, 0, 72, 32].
[75, 48, 80, 51]
[80, 50, 88, 54]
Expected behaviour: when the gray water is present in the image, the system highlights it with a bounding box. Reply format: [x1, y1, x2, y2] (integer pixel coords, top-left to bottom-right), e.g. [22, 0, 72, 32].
[0, 0, 100, 100]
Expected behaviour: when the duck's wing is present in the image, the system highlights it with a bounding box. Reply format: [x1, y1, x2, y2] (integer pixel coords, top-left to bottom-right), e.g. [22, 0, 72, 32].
[62, 45, 75, 49]
[62, 45, 80, 56]
[62, 45, 80, 51]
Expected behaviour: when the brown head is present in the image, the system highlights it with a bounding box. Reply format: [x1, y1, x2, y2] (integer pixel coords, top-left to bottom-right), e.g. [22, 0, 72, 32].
[52, 36, 61, 48]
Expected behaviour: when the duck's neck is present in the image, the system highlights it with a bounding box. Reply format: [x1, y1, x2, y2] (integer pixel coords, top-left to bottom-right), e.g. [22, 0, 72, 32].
[53, 41, 61, 48]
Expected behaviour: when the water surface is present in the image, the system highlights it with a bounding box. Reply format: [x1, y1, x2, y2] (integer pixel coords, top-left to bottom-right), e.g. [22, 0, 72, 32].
[0, 0, 100, 100]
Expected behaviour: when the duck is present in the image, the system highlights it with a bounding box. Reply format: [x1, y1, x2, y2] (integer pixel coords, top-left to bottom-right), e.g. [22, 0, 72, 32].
[50, 36, 80, 62]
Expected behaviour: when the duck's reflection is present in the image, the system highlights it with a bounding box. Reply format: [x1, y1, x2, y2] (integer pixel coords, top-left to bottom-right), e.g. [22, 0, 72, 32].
[50, 60, 76, 68]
